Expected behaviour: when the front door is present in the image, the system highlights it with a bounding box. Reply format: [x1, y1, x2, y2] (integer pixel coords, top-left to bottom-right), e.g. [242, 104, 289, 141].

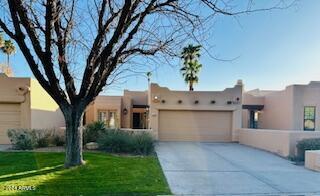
[133, 113, 141, 129]
[249, 110, 258, 129]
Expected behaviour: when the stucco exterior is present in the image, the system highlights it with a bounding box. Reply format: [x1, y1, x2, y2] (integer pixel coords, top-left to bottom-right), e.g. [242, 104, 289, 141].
[243, 81, 320, 131]
[148, 82, 243, 141]
[0, 74, 64, 144]
[0, 74, 31, 144]
[83, 81, 243, 141]
[30, 80, 64, 129]
[85, 96, 122, 127]
[1, 73, 320, 145]
[305, 150, 320, 172]
[84, 90, 148, 129]
[239, 128, 320, 157]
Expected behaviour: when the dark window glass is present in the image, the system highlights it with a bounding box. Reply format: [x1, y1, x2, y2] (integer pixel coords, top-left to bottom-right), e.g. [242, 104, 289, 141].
[304, 106, 316, 131]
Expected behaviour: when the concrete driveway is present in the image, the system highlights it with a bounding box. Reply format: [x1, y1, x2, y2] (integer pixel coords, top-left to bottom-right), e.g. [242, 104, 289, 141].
[156, 142, 320, 195]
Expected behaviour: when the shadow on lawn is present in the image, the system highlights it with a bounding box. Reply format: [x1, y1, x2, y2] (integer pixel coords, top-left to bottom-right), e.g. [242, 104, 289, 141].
[0, 165, 64, 183]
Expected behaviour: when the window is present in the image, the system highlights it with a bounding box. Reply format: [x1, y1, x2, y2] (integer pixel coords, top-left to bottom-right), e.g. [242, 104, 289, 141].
[98, 111, 107, 123]
[108, 111, 116, 128]
[98, 110, 117, 128]
[304, 106, 316, 131]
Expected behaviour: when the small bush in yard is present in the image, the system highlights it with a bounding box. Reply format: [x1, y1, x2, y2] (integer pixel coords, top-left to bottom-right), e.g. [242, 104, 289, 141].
[7, 129, 37, 150]
[133, 132, 154, 155]
[83, 121, 106, 144]
[296, 138, 320, 161]
[97, 129, 154, 155]
[7, 128, 65, 149]
[52, 134, 65, 146]
[34, 129, 53, 147]
[98, 129, 134, 153]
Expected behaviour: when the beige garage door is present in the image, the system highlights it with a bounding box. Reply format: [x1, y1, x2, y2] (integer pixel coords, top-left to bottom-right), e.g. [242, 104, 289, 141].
[159, 110, 232, 142]
[0, 104, 21, 144]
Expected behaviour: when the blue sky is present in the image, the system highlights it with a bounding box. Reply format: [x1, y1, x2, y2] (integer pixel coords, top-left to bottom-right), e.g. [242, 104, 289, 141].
[1, 1, 320, 95]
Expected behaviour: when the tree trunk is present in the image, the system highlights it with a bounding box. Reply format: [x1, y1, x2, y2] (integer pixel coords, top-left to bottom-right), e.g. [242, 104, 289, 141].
[189, 82, 194, 91]
[64, 108, 85, 168]
[7, 55, 9, 67]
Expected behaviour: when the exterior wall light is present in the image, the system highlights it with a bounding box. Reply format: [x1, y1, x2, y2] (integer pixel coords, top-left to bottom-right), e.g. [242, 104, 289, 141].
[152, 95, 160, 103]
[16, 86, 30, 95]
[123, 108, 128, 115]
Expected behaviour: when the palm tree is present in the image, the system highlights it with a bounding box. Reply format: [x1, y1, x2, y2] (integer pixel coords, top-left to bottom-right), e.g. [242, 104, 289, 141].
[2, 40, 16, 67]
[180, 44, 202, 91]
[0, 34, 4, 48]
[146, 71, 152, 83]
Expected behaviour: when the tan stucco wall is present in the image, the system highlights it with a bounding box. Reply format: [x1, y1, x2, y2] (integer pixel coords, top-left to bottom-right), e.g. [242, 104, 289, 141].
[85, 91, 148, 128]
[243, 81, 320, 131]
[243, 92, 265, 106]
[291, 82, 320, 131]
[121, 96, 132, 128]
[239, 128, 320, 157]
[149, 82, 243, 141]
[0, 74, 67, 143]
[30, 79, 65, 129]
[85, 96, 122, 127]
[305, 150, 320, 172]
[259, 88, 294, 130]
[124, 90, 148, 105]
[0, 74, 31, 143]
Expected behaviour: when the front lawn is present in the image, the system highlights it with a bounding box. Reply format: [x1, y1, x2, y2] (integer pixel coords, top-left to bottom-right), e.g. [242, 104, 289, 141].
[0, 152, 170, 195]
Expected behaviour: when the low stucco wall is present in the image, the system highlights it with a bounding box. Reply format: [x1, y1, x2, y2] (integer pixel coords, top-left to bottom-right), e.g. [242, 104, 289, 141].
[239, 128, 320, 157]
[305, 150, 320, 172]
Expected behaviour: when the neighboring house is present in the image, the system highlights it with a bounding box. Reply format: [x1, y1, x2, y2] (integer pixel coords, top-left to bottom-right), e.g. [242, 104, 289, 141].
[242, 81, 320, 131]
[0, 73, 64, 144]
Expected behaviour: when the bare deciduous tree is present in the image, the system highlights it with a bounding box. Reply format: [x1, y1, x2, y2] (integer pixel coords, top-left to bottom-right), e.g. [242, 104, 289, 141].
[0, 0, 294, 167]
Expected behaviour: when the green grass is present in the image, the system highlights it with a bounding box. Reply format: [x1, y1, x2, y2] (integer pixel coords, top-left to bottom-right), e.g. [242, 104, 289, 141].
[0, 152, 171, 195]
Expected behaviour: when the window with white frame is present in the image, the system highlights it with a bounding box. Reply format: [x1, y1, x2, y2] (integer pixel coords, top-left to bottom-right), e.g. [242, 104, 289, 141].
[98, 110, 117, 128]
[98, 111, 107, 123]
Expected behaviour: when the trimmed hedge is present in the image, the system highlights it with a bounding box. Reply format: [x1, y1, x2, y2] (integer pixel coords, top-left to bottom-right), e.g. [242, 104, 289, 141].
[296, 138, 320, 161]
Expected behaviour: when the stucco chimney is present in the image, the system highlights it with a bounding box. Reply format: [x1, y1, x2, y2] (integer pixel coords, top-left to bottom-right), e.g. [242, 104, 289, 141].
[236, 79, 243, 86]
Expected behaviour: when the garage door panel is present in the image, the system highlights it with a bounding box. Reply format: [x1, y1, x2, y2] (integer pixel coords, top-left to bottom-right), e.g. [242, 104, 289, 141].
[159, 110, 232, 142]
[0, 112, 21, 122]
[0, 104, 21, 144]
